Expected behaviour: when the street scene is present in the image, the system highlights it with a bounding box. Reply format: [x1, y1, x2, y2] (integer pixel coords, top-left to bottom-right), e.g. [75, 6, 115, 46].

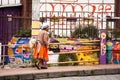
[0, 0, 120, 80]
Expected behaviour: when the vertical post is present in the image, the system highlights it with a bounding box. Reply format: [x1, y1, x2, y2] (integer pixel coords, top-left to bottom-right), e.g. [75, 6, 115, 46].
[66, 12, 67, 37]
[3, 45, 5, 67]
[100, 29, 107, 64]
[79, 14, 80, 38]
[0, 43, 1, 63]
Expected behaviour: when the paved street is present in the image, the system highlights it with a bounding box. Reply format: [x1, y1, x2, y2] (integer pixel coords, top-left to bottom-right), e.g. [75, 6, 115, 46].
[39, 74, 120, 80]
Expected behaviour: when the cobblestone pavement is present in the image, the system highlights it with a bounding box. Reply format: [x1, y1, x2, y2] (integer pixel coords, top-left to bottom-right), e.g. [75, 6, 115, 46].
[39, 74, 120, 80]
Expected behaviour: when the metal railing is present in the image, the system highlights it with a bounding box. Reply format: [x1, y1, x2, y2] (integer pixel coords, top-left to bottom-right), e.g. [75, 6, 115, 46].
[0, 40, 100, 68]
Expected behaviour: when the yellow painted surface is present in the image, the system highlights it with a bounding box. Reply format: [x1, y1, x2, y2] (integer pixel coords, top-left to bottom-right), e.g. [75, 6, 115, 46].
[76, 52, 99, 65]
[32, 21, 41, 36]
[32, 21, 40, 28]
[32, 30, 40, 35]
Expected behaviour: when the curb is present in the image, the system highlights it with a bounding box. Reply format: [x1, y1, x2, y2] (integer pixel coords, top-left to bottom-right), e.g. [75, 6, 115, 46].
[0, 68, 120, 80]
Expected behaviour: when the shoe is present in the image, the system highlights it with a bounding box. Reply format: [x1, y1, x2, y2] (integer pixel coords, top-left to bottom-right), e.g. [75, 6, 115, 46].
[35, 62, 41, 70]
[41, 61, 47, 69]
[41, 66, 47, 69]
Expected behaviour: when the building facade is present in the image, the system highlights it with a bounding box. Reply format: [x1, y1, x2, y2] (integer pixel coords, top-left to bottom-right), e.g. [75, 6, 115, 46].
[0, 0, 32, 44]
[32, 0, 115, 37]
[0, 0, 32, 63]
[115, 0, 120, 28]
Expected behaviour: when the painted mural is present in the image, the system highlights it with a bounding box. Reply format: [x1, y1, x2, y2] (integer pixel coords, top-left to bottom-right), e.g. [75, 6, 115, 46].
[49, 38, 100, 65]
[7, 37, 120, 65]
[107, 41, 120, 64]
[7, 37, 31, 65]
[76, 46, 99, 65]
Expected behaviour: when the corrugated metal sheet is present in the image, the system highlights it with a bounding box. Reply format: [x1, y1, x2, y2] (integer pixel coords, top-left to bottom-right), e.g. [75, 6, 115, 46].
[0, 4, 22, 8]
[0, 6, 21, 44]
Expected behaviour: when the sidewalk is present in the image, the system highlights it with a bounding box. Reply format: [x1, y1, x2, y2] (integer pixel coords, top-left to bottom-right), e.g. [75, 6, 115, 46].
[0, 64, 120, 80]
